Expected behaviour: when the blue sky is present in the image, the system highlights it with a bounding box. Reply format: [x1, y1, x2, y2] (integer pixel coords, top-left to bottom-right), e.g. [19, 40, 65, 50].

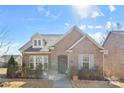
[0, 5, 124, 54]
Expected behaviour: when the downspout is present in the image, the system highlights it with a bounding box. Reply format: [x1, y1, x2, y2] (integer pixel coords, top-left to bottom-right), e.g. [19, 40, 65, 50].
[103, 52, 105, 79]
[100, 50, 105, 79]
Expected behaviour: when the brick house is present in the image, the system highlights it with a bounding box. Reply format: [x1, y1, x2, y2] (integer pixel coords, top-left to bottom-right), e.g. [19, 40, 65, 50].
[19, 26, 105, 79]
[103, 31, 124, 80]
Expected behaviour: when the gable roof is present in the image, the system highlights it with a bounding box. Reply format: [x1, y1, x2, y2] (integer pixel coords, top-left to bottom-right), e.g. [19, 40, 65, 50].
[103, 31, 124, 46]
[58, 25, 104, 50]
[67, 35, 104, 50]
[53, 25, 86, 46]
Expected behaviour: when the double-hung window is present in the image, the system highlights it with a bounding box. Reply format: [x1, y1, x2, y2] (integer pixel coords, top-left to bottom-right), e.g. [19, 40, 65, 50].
[36, 56, 42, 65]
[29, 56, 34, 69]
[83, 55, 89, 70]
[34, 40, 37, 46]
[38, 40, 41, 46]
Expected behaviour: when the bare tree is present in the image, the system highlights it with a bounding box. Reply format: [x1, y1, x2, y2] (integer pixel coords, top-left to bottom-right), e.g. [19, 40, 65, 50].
[0, 26, 11, 56]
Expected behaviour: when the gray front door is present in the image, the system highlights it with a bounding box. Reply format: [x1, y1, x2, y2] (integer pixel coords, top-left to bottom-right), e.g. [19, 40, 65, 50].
[58, 55, 67, 73]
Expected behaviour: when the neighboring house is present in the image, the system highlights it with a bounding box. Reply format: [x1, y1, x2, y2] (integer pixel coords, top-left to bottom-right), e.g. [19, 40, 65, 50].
[103, 31, 124, 80]
[19, 26, 105, 78]
[0, 55, 22, 67]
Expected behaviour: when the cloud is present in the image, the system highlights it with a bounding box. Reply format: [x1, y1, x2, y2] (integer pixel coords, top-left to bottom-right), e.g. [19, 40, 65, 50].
[36, 6, 62, 20]
[91, 11, 104, 18]
[95, 25, 103, 29]
[72, 5, 104, 19]
[105, 21, 116, 30]
[79, 24, 86, 30]
[37, 5, 45, 12]
[109, 5, 116, 12]
[89, 32, 104, 43]
[46, 10, 50, 17]
[88, 25, 93, 29]
[65, 23, 70, 27]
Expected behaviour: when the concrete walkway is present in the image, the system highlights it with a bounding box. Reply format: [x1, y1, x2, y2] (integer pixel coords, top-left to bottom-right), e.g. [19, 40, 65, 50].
[53, 78, 73, 88]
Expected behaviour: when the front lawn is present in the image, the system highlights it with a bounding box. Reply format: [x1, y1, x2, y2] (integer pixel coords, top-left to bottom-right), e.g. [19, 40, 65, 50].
[0, 79, 53, 88]
[0, 68, 7, 75]
[0, 68, 7, 78]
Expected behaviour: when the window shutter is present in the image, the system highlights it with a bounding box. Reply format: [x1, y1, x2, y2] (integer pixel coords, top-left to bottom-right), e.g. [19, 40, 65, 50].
[89, 54, 94, 70]
[78, 54, 83, 70]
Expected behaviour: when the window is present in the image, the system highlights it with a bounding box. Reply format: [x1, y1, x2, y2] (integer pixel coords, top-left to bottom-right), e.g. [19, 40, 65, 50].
[44, 63, 48, 70]
[29, 55, 49, 70]
[34, 40, 37, 46]
[83, 55, 89, 70]
[78, 54, 91, 70]
[36, 56, 42, 65]
[29, 63, 34, 69]
[44, 56, 48, 70]
[38, 40, 41, 46]
[29, 56, 34, 69]
[44, 56, 48, 63]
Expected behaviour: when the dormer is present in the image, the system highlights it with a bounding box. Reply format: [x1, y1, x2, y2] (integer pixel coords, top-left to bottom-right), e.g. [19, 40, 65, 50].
[31, 33, 44, 48]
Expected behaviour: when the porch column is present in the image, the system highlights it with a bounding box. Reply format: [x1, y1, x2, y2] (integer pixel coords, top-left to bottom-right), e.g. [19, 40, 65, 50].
[34, 56, 36, 70]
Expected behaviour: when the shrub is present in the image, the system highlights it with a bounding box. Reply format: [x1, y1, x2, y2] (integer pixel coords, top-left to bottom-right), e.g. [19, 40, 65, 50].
[21, 62, 31, 78]
[7, 56, 19, 78]
[78, 68, 90, 80]
[90, 66, 103, 80]
[69, 66, 78, 79]
[35, 63, 42, 79]
[78, 66, 103, 80]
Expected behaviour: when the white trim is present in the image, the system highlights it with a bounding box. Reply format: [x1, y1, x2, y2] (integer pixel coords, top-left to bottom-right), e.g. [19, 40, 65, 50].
[100, 50, 108, 54]
[66, 50, 73, 53]
[67, 35, 86, 50]
[34, 56, 36, 70]
[24, 51, 51, 54]
[66, 54, 70, 74]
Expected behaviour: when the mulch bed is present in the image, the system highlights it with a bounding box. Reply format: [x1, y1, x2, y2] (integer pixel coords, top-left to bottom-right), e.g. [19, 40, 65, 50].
[71, 80, 119, 88]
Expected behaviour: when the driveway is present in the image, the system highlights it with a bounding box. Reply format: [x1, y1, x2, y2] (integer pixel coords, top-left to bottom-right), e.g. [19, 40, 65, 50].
[53, 78, 73, 88]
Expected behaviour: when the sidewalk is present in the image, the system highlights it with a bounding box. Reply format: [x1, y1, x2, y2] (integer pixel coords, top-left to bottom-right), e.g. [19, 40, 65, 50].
[53, 78, 73, 88]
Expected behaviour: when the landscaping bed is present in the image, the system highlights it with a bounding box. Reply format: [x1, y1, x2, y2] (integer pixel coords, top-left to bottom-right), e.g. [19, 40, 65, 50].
[71, 80, 119, 88]
[0, 79, 53, 88]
